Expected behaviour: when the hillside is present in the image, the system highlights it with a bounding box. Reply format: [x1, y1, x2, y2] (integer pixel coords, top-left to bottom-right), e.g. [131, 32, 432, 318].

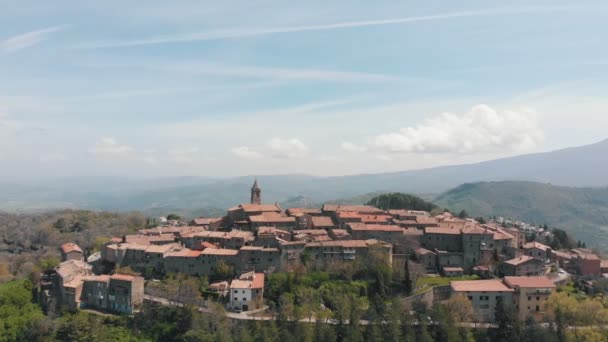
[434, 181, 608, 251]
[1, 139, 608, 213]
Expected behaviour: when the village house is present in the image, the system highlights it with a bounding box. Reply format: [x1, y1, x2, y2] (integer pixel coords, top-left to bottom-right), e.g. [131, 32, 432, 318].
[451, 279, 514, 322]
[501, 255, 544, 277]
[346, 223, 404, 241]
[229, 272, 265, 312]
[503, 276, 555, 321]
[523, 241, 551, 263]
[60, 242, 84, 262]
[415, 247, 437, 271]
[190, 217, 224, 230]
[304, 239, 393, 266]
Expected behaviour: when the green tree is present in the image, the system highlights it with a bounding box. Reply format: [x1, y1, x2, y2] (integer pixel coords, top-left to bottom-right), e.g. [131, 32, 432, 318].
[403, 258, 413, 295]
[366, 193, 438, 211]
[493, 296, 521, 342]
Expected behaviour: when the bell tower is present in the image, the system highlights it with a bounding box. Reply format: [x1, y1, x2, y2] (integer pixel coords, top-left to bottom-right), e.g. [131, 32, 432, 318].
[251, 179, 261, 205]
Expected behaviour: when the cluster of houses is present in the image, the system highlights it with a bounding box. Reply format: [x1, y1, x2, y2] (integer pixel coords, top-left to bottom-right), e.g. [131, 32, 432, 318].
[39, 242, 145, 314]
[41, 180, 608, 320]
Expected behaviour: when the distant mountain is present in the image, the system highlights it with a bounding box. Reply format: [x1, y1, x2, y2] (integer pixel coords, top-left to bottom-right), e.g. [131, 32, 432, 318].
[434, 181, 608, 251]
[1, 139, 608, 215]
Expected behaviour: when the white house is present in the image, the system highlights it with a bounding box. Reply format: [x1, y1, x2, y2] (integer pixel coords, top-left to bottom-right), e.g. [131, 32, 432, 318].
[229, 272, 265, 312]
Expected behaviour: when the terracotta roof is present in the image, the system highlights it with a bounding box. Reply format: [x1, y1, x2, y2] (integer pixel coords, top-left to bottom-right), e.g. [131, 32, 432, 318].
[193, 217, 223, 225]
[323, 204, 384, 213]
[601, 260, 608, 268]
[83, 275, 111, 282]
[360, 215, 392, 223]
[125, 234, 175, 245]
[425, 227, 461, 235]
[337, 211, 362, 219]
[348, 223, 403, 232]
[145, 243, 179, 254]
[552, 250, 574, 259]
[249, 212, 295, 223]
[230, 272, 265, 290]
[61, 242, 83, 254]
[504, 255, 536, 266]
[239, 204, 281, 213]
[166, 248, 202, 258]
[462, 226, 492, 235]
[287, 208, 322, 215]
[443, 267, 464, 272]
[504, 276, 556, 289]
[305, 240, 369, 248]
[201, 248, 239, 256]
[523, 241, 551, 251]
[311, 216, 335, 227]
[201, 241, 218, 249]
[451, 279, 514, 292]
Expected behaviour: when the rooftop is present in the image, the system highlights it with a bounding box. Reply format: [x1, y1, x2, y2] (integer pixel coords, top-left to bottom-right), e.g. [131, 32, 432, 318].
[238, 203, 281, 213]
[60, 242, 83, 254]
[451, 279, 514, 292]
[504, 255, 536, 266]
[311, 216, 335, 227]
[504, 276, 556, 289]
[523, 241, 551, 251]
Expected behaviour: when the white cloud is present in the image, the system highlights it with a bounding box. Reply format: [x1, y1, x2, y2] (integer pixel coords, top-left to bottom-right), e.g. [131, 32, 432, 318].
[372, 104, 544, 154]
[1, 25, 67, 52]
[86, 6, 571, 48]
[168, 147, 199, 164]
[341, 142, 367, 152]
[89, 138, 134, 158]
[231, 146, 263, 160]
[267, 138, 309, 159]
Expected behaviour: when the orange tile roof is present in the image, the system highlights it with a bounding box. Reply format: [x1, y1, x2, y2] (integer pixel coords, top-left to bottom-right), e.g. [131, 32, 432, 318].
[504, 255, 536, 266]
[306, 240, 369, 248]
[523, 242, 551, 251]
[239, 204, 281, 213]
[425, 227, 461, 235]
[249, 212, 295, 223]
[349, 223, 403, 232]
[230, 272, 265, 289]
[201, 248, 239, 256]
[451, 279, 514, 292]
[61, 242, 83, 254]
[193, 217, 223, 225]
[311, 216, 335, 227]
[504, 276, 556, 289]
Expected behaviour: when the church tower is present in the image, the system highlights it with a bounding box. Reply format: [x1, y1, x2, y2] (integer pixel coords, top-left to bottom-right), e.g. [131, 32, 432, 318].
[251, 179, 261, 205]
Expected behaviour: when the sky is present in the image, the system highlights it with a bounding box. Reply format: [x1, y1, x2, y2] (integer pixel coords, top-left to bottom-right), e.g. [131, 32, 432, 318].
[1, 0, 608, 180]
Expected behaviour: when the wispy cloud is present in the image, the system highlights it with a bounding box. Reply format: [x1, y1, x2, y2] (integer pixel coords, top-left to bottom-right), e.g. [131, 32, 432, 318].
[84, 61, 396, 83]
[1, 25, 68, 52]
[267, 138, 309, 159]
[89, 137, 134, 158]
[83, 6, 572, 48]
[231, 146, 263, 160]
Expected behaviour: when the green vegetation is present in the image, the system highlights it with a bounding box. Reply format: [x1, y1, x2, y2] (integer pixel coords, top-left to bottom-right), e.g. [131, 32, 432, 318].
[0, 279, 46, 341]
[434, 181, 608, 252]
[0, 210, 146, 281]
[366, 193, 438, 211]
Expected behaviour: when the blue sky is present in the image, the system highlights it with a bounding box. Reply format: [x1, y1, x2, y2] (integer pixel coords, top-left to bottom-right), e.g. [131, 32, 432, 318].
[1, 1, 608, 179]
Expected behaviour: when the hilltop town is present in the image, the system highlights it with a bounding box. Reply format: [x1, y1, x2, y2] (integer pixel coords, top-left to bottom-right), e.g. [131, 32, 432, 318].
[37, 179, 608, 325]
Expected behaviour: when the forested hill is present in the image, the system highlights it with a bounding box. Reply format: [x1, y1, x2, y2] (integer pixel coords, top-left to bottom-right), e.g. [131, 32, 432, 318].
[434, 181, 608, 251]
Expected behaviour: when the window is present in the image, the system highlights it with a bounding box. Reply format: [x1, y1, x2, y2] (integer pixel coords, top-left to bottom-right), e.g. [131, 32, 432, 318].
[528, 296, 531, 301]
[536, 297, 540, 301]
[468, 296, 473, 301]
[536, 305, 540, 312]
